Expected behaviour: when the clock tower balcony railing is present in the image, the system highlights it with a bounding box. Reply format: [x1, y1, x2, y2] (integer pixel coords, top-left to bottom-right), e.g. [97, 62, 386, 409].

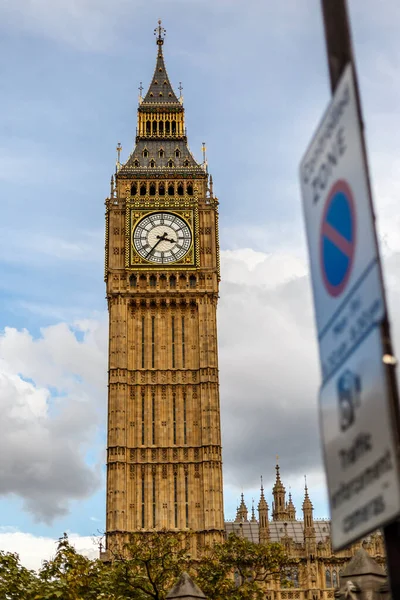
[136, 128, 187, 142]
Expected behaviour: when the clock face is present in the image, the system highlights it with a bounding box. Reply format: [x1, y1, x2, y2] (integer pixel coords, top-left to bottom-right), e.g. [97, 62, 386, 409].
[132, 212, 192, 264]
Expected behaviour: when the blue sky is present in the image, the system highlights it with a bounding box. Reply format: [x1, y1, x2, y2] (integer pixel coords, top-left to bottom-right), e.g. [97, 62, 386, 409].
[1, 0, 400, 568]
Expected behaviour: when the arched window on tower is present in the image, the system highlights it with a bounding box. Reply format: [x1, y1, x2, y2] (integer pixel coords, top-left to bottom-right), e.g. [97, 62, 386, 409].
[292, 568, 299, 588]
[159, 274, 167, 289]
[134, 159, 140, 167]
[332, 571, 338, 588]
[146, 120, 151, 134]
[149, 182, 156, 196]
[187, 183, 193, 196]
[152, 121, 157, 134]
[143, 149, 149, 158]
[169, 275, 176, 288]
[168, 182, 174, 196]
[159, 121, 164, 134]
[325, 569, 332, 588]
[139, 274, 146, 290]
[177, 182, 184, 196]
[189, 275, 196, 289]
[175, 149, 180, 158]
[150, 159, 155, 168]
[168, 160, 174, 168]
[129, 274, 137, 287]
[159, 148, 164, 158]
[140, 183, 146, 196]
[171, 121, 176, 134]
[159, 183, 165, 196]
[149, 275, 156, 288]
[165, 121, 170, 134]
[184, 159, 190, 167]
[130, 183, 137, 195]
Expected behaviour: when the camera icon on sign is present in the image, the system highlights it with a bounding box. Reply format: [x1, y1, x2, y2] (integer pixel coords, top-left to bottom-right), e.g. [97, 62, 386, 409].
[337, 369, 361, 432]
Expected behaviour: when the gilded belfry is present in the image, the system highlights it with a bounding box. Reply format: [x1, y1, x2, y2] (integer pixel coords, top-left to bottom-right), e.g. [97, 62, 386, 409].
[104, 21, 224, 552]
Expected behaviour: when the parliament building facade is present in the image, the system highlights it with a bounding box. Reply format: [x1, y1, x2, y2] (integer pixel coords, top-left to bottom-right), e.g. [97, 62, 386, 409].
[103, 23, 386, 598]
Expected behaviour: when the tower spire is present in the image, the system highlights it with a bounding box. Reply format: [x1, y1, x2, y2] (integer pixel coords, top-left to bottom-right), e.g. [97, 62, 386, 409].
[287, 486, 296, 520]
[235, 492, 249, 523]
[141, 20, 180, 106]
[302, 474, 316, 554]
[251, 498, 257, 523]
[258, 476, 269, 543]
[272, 459, 288, 521]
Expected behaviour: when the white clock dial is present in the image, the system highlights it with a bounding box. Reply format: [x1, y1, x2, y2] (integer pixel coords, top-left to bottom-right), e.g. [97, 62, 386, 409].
[133, 212, 192, 264]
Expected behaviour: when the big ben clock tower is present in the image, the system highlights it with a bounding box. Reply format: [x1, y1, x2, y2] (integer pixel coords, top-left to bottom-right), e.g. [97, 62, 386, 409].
[104, 21, 224, 553]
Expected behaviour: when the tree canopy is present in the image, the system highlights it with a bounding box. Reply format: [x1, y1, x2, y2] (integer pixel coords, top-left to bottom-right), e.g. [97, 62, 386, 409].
[0, 531, 291, 600]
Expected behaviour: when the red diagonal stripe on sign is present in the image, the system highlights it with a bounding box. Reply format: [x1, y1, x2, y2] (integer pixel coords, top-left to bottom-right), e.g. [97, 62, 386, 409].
[322, 221, 352, 257]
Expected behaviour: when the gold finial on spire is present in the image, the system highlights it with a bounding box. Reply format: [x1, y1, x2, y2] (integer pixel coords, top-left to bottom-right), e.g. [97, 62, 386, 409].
[116, 142, 122, 172]
[138, 81, 143, 105]
[202, 142, 208, 173]
[154, 19, 166, 45]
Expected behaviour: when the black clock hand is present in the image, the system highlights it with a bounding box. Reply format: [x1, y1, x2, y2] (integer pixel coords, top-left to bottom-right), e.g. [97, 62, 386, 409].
[157, 234, 176, 244]
[146, 233, 168, 258]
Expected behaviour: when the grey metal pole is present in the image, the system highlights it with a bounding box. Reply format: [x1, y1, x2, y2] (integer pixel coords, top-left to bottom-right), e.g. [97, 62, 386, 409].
[320, 2, 400, 598]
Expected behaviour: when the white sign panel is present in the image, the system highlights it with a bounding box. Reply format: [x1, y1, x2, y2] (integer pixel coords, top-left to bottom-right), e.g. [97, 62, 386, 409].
[300, 64, 385, 383]
[320, 326, 400, 549]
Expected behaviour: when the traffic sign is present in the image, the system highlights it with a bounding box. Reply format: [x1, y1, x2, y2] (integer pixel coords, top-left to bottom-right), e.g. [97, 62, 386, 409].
[319, 326, 400, 549]
[320, 179, 355, 298]
[300, 62, 400, 550]
[300, 64, 385, 384]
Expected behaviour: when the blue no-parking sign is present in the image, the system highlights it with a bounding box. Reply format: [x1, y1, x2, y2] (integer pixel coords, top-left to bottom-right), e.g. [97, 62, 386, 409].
[300, 64, 400, 551]
[300, 65, 385, 381]
[320, 179, 355, 298]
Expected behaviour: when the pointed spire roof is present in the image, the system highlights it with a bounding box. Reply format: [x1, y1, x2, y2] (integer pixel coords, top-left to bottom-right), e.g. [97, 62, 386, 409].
[287, 490, 296, 519]
[250, 499, 257, 522]
[302, 475, 313, 510]
[272, 461, 285, 493]
[166, 572, 206, 599]
[258, 476, 268, 510]
[340, 548, 386, 578]
[141, 20, 180, 106]
[235, 493, 248, 522]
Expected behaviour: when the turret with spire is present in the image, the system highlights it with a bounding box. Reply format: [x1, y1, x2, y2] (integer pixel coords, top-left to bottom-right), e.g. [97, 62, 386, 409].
[272, 460, 288, 521]
[258, 477, 270, 544]
[302, 476, 316, 556]
[234, 493, 249, 523]
[287, 489, 296, 520]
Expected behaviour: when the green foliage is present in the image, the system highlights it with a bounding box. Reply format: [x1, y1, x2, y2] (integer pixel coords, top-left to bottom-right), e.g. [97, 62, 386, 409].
[109, 530, 192, 600]
[0, 550, 38, 599]
[196, 533, 291, 600]
[0, 531, 291, 600]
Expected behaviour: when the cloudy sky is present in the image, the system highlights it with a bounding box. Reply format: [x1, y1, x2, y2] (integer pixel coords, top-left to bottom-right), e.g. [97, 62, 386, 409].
[1, 0, 400, 570]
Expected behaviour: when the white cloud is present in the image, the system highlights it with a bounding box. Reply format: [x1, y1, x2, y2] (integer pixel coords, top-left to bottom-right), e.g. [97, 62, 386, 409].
[0, 318, 107, 521]
[0, 528, 99, 571]
[219, 249, 322, 494]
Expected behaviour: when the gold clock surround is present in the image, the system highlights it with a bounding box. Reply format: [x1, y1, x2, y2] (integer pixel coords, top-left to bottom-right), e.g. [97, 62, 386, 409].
[126, 206, 199, 270]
